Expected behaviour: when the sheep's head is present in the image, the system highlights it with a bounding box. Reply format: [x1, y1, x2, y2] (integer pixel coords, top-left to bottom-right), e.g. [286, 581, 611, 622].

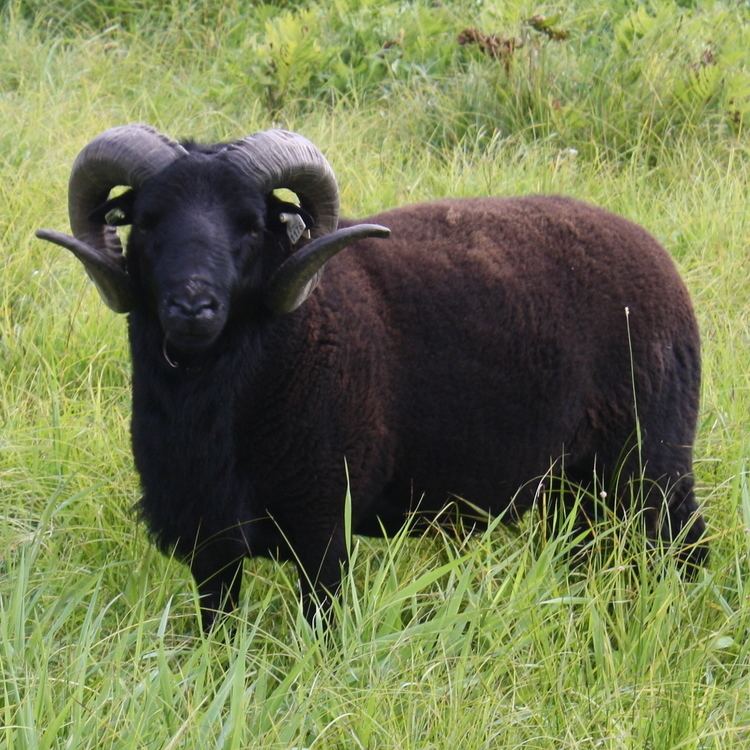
[37, 124, 389, 354]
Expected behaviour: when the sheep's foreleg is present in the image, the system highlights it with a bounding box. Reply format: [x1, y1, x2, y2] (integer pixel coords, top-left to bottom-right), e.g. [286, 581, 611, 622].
[291, 525, 347, 626]
[189, 546, 244, 632]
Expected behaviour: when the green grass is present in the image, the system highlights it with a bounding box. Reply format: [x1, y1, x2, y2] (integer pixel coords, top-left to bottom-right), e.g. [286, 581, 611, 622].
[1, 1, 749, 747]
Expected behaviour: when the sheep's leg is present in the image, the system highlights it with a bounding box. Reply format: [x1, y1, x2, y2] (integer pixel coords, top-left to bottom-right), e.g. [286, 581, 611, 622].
[629, 396, 707, 570]
[569, 438, 707, 572]
[642, 463, 707, 572]
[289, 525, 347, 625]
[189, 545, 244, 632]
[633, 337, 706, 570]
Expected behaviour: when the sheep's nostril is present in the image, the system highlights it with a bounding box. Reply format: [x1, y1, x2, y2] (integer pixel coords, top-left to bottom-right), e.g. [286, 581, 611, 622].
[192, 298, 219, 317]
[167, 294, 219, 319]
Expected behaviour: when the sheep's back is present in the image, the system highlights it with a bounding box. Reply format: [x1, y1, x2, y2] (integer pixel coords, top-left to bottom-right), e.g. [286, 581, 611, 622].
[324, 197, 699, 515]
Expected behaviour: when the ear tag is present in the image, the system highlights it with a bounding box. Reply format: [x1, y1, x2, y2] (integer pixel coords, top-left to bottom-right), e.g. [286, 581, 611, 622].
[279, 212, 307, 245]
[105, 207, 127, 225]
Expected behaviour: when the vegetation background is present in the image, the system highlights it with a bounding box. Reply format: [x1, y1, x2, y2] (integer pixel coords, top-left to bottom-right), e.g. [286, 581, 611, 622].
[1, 0, 748, 747]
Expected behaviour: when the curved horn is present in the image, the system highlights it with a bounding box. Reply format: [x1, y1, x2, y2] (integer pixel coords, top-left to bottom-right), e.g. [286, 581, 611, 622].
[37, 124, 187, 312]
[35, 228, 135, 312]
[221, 130, 339, 237]
[69, 124, 188, 254]
[265, 223, 391, 314]
[222, 129, 382, 314]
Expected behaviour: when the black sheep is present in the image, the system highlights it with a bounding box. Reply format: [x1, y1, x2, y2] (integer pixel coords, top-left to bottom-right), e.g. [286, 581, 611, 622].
[37, 124, 707, 629]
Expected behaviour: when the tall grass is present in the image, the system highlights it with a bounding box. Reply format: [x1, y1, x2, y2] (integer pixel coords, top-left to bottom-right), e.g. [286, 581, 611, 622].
[1, 1, 749, 747]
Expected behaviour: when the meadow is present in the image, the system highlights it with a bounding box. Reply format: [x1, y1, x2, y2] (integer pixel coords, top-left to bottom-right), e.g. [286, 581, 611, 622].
[1, 1, 749, 747]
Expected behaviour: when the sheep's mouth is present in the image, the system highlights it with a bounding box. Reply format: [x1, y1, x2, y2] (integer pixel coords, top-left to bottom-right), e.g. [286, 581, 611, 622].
[164, 328, 222, 354]
[161, 315, 225, 354]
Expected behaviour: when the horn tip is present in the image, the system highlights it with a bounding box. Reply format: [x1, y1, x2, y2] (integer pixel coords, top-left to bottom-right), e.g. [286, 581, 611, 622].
[366, 224, 391, 239]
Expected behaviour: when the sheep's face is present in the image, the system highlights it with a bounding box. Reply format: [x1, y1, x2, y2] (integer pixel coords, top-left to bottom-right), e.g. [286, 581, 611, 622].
[38, 125, 390, 355]
[100, 157, 299, 354]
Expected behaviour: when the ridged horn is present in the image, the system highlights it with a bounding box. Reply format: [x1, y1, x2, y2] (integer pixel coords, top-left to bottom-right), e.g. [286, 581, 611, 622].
[264, 223, 391, 314]
[223, 129, 391, 313]
[37, 124, 187, 312]
[221, 129, 339, 238]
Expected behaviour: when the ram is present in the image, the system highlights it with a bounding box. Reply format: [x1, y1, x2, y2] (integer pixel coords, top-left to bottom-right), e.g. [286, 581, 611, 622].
[38, 124, 707, 629]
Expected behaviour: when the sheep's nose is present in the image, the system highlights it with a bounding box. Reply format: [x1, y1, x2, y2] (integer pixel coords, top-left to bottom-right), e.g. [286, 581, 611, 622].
[166, 291, 219, 320]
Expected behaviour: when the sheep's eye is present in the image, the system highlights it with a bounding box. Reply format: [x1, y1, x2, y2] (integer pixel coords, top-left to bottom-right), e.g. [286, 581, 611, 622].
[238, 216, 262, 236]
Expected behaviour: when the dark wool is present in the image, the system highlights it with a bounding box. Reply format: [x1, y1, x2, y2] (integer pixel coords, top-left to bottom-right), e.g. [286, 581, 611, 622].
[105, 154, 705, 628]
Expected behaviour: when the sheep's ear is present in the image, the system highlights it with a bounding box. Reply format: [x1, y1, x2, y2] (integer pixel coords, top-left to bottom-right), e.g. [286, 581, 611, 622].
[264, 223, 390, 314]
[89, 189, 136, 226]
[266, 194, 315, 243]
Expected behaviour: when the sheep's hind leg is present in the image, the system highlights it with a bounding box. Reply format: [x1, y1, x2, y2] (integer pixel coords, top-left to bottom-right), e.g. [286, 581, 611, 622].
[641, 462, 708, 572]
[638, 337, 707, 571]
[574, 454, 707, 572]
